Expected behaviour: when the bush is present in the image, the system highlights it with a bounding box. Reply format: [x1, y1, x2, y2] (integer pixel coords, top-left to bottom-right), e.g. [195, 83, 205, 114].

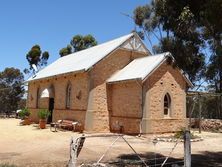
[174, 128, 198, 139]
[0, 163, 17, 167]
[174, 128, 186, 139]
[38, 109, 50, 119]
[18, 108, 30, 119]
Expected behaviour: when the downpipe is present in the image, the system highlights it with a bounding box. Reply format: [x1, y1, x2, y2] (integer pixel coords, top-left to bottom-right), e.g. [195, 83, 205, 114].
[135, 80, 144, 136]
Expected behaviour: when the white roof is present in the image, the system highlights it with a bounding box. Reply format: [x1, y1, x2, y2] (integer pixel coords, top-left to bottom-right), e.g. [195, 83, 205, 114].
[107, 52, 171, 83]
[27, 33, 136, 82]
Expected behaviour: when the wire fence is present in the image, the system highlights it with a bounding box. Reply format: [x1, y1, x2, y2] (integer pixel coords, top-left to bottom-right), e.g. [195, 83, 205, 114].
[69, 134, 185, 167]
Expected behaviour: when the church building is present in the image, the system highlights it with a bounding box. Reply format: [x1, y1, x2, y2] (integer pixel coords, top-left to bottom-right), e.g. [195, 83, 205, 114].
[26, 33, 192, 134]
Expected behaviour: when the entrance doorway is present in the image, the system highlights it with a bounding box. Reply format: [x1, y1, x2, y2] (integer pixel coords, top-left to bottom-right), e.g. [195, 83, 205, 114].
[48, 98, 54, 123]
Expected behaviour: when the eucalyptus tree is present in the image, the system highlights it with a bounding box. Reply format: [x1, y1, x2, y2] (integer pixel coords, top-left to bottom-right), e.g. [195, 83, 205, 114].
[59, 34, 97, 57]
[24, 45, 50, 74]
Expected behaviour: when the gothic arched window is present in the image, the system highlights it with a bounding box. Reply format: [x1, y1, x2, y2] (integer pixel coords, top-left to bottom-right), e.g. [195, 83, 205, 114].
[66, 83, 72, 109]
[36, 87, 40, 108]
[164, 93, 171, 117]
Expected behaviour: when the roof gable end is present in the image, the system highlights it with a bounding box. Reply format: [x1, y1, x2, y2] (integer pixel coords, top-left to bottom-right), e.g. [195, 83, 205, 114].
[107, 52, 193, 87]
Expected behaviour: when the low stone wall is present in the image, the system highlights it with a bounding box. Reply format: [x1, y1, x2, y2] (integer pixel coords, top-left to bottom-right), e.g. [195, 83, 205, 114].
[147, 118, 187, 133]
[190, 118, 222, 132]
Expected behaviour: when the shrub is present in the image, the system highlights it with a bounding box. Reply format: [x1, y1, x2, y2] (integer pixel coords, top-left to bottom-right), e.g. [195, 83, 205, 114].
[174, 128, 198, 139]
[0, 163, 17, 167]
[18, 108, 30, 119]
[174, 128, 186, 139]
[38, 109, 50, 119]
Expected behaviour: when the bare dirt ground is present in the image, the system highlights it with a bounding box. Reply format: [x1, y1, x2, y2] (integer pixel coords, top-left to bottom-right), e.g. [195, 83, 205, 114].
[0, 119, 221, 167]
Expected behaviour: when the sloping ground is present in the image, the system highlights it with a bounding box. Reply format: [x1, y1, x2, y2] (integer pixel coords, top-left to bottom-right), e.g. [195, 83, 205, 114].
[0, 119, 221, 167]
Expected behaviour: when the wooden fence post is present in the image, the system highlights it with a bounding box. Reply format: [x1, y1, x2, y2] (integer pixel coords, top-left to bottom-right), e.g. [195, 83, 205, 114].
[68, 137, 77, 167]
[68, 135, 85, 167]
[184, 130, 191, 167]
[198, 94, 202, 133]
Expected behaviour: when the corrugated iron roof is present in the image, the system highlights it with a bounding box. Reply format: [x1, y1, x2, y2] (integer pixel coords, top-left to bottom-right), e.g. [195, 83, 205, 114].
[107, 52, 170, 83]
[27, 33, 135, 82]
[107, 52, 193, 87]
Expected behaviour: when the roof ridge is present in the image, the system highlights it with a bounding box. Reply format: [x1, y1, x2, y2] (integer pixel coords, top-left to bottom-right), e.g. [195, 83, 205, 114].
[59, 33, 134, 59]
[27, 32, 137, 82]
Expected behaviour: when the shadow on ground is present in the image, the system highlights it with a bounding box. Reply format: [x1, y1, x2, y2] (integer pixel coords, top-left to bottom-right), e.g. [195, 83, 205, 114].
[191, 151, 222, 167]
[109, 152, 183, 167]
[105, 151, 222, 167]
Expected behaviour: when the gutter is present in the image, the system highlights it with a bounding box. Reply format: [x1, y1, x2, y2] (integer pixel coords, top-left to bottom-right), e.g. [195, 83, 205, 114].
[107, 77, 142, 84]
[25, 69, 85, 83]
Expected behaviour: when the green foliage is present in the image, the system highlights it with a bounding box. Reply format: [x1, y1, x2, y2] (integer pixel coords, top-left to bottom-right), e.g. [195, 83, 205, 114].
[0, 164, 17, 167]
[134, 0, 222, 92]
[205, 53, 222, 93]
[71, 34, 97, 52]
[0, 68, 24, 115]
[158, 37, 205, 82]
[59, 45, 72, 57]
[59, 34, 97, 57]
[25, 45, 50, 74]
[174, 128, 197, 139]
[174, 128, 186, 139]
[38, 109, 50, 119]
[18, 108, 30, 119]
[201, 0, 222, 93]
[17, 99, 26, 109]
[187, 95, 222, 119]
[133, 0, 206, 83]
[133, 5, 151, 27]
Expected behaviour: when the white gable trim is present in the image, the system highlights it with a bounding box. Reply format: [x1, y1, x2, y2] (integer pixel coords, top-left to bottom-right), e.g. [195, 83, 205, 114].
[121, 33, 151, 54]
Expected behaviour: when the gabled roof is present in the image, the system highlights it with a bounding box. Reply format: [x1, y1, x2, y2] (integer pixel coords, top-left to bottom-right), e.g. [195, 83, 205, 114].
[107, 52, 193, 87]
[27, 33, 149, 82]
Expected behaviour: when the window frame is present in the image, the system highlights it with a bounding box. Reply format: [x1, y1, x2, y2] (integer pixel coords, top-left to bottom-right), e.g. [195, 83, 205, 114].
[66, 82, 72, 109]
[163, 93, 171, 118]
[36, 87, 40, 108]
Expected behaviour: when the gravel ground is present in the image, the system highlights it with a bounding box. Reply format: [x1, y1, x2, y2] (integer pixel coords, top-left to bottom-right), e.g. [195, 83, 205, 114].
[0, 119, 221, 167]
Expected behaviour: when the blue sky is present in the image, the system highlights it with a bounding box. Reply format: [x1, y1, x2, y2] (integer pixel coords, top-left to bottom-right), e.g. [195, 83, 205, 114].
[0, 0, 149, 73]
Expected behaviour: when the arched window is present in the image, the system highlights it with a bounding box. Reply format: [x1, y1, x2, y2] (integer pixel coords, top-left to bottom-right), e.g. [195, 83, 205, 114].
[36, 87, 40, 108]
[66, 83, 72, 109]
[164, 93, 171, 117]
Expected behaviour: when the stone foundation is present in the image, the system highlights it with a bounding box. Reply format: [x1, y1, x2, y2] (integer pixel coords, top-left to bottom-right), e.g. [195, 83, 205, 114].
[143, 118, 187, 133]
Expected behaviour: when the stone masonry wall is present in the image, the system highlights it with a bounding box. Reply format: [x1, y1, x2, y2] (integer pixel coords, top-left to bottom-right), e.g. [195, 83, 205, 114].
[85, 49, 147, 132]
[108, 81, 142, 134]
[142, 62, 187, 133]
[27, 72, 89, 123]
[53, 110, 86, 125]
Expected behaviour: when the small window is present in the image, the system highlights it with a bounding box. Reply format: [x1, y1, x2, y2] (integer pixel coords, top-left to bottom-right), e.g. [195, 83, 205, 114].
[36, 87, 40, 108]
[164, 93, 171, 117]
[66, 83, 72, 109]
